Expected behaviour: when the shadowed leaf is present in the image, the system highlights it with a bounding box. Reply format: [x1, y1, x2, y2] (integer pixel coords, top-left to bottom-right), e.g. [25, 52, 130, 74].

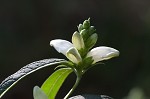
[0, 58, 66, 98]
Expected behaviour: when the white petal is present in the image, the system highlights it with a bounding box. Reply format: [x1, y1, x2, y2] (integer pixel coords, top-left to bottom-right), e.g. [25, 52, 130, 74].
[33, 86, 48, 99]
[50, 39, 73, 55]
[87, 46, 119, 63]
[66, 47, 82, 64]
[72, 32, 85, 50]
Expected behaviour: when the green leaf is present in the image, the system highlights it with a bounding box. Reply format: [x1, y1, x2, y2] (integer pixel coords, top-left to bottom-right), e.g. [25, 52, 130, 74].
[41, 68, 73, 99]
[0, 58, 66, 98]
[33, 86, 48, 99]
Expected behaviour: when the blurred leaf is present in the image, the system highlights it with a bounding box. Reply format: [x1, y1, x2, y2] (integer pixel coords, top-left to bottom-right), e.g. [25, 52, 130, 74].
[0, 58, 65, 98]
[41, 68, 73, 99]
[124, 88, 145, 99]
[33, 86, 48, 99]
[69, 94, 113, 99]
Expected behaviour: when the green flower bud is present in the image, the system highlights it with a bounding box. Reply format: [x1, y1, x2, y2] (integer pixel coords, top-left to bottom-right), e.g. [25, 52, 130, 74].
[80, 29, 89, 41]
[85, 33, 98, 49]
[88, 26, 96, 35]
[83, 19, 90, 29]
[78, 24, 83, 32]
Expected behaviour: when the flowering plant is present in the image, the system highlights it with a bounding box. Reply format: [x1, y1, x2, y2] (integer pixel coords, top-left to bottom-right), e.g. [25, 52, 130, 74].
[0, 18, 119, 99]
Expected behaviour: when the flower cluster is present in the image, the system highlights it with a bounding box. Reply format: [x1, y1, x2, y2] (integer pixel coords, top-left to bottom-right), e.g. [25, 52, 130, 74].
[50, 18, 119, 75]
[33, 19, 120, 99]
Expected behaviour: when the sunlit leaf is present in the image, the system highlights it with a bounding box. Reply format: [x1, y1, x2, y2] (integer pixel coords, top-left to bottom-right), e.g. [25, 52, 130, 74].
[41, 68, 73, 99]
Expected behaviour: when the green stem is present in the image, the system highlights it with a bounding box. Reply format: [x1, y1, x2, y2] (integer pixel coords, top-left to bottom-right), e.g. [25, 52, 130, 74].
[64, 74, 82, 99]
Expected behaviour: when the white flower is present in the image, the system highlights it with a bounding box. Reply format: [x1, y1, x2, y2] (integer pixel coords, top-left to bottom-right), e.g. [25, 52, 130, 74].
[87, 46, 119, 63]
[50, 33, 119, 64]
[50, 39, 73, 55]
[50, 39, 81, 64]
[50, 32, 84, 64]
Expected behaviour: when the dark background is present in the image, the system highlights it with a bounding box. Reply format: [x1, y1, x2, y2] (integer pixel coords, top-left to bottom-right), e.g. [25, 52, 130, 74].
[0, 0, 150, 99]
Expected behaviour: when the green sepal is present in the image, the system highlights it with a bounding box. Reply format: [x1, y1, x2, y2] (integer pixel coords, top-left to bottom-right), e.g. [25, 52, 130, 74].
[41, 68, 73, 99]
[85, 33, 98, 50]
[61, 60, 76, 69]
[77, 57, 94, 73]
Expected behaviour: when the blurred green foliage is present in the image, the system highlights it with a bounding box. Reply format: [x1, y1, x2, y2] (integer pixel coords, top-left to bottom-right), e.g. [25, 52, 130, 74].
[0, 0, 150, 99]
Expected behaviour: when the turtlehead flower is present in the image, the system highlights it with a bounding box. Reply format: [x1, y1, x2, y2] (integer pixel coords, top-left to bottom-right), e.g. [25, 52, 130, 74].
[50, 33, 119, 65]
[50, 19, 119, 99]
[87, 46, 119, 63]
[50, 32, 84, 64]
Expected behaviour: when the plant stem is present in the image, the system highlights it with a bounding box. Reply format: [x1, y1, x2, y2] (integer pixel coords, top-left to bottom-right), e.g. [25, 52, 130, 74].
[64, 74, 82, 99]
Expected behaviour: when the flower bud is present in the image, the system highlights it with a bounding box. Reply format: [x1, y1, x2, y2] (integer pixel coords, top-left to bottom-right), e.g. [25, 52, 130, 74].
[72, 31, 85, 50]
[88, 26, 96, 35]
[78, 24, 83, 32]
[85, 33, 98, 49]
[83, 19, 90, 29]
[80, 29, 90, 41]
